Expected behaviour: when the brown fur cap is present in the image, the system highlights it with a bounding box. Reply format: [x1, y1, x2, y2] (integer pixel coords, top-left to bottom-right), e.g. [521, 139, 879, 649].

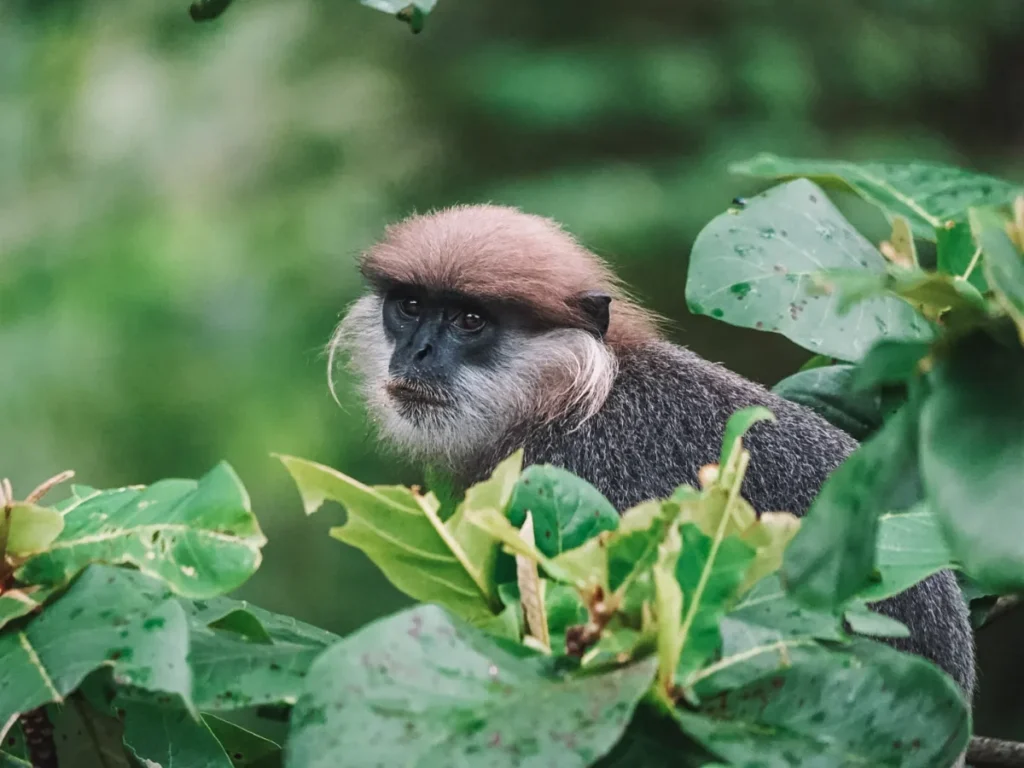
[359, 204, 660, 348]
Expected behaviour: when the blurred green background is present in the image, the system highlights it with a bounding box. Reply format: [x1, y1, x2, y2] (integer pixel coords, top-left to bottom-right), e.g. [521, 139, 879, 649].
[3, 0, 1023, 739]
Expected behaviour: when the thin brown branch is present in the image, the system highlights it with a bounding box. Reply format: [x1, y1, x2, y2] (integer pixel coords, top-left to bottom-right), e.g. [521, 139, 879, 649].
[968, 736, 1024, 767]
[24, 470, 75, 504]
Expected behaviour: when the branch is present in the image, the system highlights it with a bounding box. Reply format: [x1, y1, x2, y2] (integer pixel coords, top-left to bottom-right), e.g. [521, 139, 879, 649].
[968, 736, 1024, 767]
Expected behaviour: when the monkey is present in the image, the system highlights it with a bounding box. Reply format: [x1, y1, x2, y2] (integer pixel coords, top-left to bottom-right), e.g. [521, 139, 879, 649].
[329, 204, 976, 717]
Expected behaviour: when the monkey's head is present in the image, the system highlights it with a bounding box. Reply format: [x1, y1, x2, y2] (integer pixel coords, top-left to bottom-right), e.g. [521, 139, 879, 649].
[330, 204, 659, 470]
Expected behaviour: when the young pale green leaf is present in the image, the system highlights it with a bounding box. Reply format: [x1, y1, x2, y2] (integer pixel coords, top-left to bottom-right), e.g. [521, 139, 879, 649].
[507, 464, 619, 558]
[0, 566, 190, 728]
[3, 503, 63, 558]
[858, 504, 955, 602]
[687, 178, 931, 361]
[653, 524, 684, 694]
[50, 695, 131, 768]
[738, 512, 801, 594]
[731, 153, 1023, 240]
[0, 585, 57, 633]
[973, 208, 1024, 342]
[497, 580, 586, 651]
[937, 219, 987, 291]
[278, 454, 499, 622]
[204, 714, 281, 766]
[782, 400, 922, 611]
[467, 506, 581, 586]
[515, 512, 550, 651]
[816, 267, 988, 321]
[718, 406, 775, 477]
[121, 698, 234, 768]
[852, 338, 932, 392]
[798, 354, 834, 371]
[675, 524, 756, 684]
[16, 463, 264, 599]
[674, 639, 968, 768]
[843, 603, 910, 638]
[285, 604, 658, 768]
[881, 214, 918, 268]
[772, 364, 887, 440]
[920, 334, 1024, 592]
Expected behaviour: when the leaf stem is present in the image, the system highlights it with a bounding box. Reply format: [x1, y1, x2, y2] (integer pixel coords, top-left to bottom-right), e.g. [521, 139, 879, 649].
[959, 246, 983, 282]
[676, 451, 751, 664]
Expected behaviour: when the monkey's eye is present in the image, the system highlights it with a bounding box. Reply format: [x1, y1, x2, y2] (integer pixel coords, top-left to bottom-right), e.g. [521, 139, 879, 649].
[455, 311, 486, 333]
[396, 297, 421, 318]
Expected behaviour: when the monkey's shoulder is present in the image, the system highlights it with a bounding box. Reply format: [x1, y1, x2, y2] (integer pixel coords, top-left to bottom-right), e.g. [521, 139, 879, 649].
[522, 341, 857, 512]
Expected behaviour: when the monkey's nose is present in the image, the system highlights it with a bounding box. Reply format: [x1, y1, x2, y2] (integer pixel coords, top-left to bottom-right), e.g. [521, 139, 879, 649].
[414, 342, 433, 361]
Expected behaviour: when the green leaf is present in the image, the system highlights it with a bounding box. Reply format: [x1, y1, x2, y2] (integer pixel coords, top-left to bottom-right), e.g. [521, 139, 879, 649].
[277, 454, 500, 622]
[361, 0, 436, 33]
[507, 465, 619, 558]
[737, 512, 801, 594]
[718, 406, 775, 476]
[0, 566, 190, 727]
[0, 585, 57, 633]
[675, 525, 756, 683]
[3, 503, 63, 557]
[687, 178, 931, 360]
[653, 524, 684, 693]
[731, 153, 1023, 239]
[937, 219, 987, 291]
[919, 334, 1024, 592]
[858, 504, 956, 602]
[0, 723, 29, 767]
[51, 695, 131, 768]
[843, 603, 910, 638]
[204, 714, 281, 767]
[674, 639, 968, 768]
[852, 338, 932, 391]
[973, 208, 1024, 342]
[285, 604, 658, 768]
[782, 400, 921, 611]
[798, 354, 834, 372]
[121, 698, 234, 768]
[467, 506, 581, 586]
[815, 266, 988, 319]
[16, 463, 264, 599]
[772, 364, 887, 440]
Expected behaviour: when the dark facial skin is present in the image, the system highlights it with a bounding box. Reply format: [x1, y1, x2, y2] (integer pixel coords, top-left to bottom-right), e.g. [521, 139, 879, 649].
[381, 286, 505, 406]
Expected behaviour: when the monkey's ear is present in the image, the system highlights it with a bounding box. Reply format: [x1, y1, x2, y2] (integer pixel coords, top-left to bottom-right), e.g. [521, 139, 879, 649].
[573, 291, 612, 339]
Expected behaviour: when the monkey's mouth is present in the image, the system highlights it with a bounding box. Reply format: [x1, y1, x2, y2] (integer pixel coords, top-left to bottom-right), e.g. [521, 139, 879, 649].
[385, 379, 453, 408]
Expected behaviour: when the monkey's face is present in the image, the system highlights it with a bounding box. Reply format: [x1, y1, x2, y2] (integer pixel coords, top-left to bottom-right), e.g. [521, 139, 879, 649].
[332, 284, 617, 471]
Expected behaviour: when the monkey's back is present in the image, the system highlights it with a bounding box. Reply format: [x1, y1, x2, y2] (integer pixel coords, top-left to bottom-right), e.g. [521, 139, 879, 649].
[519, 340, 975, 698]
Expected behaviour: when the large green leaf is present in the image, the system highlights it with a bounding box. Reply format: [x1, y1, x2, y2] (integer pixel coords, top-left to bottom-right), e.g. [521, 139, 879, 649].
[187, 614, 336, 711]
[121, 698, 234, 768]
[782, 401, 921, 611]
[772, 364, 887, 440]
[919, 334, 1024, 592]
[0, 566, 190, 727]
[687, 575, 842, 699]
[674, 639, 968, 768]
[937, 219, 987, 291]
[285, 604, 657, 768]
[204, 714, 282, 767]
[16, 463, 264, 599]
[278, 454, 501, 622]
[50, 695, 131, 768]
[507, 465, 619, 558]
[858, 505, 956, 602]
[731, 154, 1022, 240]
[687, 178, 931, 361]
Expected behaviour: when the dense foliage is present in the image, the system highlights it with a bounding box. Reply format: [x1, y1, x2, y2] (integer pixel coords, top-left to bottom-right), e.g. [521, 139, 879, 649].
[2, 156, 1021, 766]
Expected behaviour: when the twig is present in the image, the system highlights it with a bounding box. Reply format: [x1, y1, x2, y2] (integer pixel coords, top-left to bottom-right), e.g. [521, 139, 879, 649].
[968, 736, 1024, 767]
[25, 470, 75, 504]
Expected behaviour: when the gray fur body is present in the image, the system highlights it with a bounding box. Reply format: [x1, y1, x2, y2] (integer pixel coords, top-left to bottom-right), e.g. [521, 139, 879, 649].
[461, 340, 976, 701]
